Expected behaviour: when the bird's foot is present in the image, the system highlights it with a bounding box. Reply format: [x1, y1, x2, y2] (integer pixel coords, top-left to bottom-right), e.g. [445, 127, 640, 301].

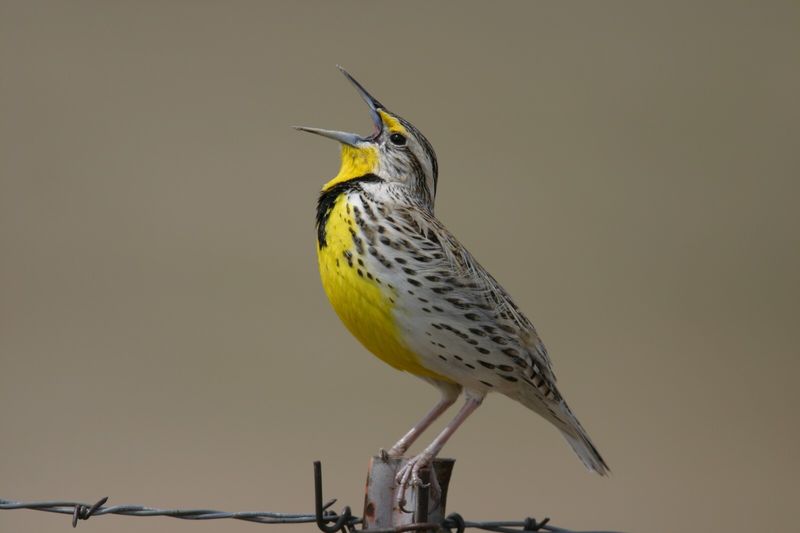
[394, 452, 440, 511]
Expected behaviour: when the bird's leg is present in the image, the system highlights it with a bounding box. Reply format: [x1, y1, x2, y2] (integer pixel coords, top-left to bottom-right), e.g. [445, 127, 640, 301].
[396, 392, 484, 506]
[382, 382, 460, 460]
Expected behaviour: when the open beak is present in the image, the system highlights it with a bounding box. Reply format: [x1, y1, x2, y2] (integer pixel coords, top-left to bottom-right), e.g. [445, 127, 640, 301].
[292, 127, 364, 146]
[294, 66, 385, 147]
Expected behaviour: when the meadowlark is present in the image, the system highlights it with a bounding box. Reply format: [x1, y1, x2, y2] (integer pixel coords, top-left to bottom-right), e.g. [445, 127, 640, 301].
[297, 67, 608, 492]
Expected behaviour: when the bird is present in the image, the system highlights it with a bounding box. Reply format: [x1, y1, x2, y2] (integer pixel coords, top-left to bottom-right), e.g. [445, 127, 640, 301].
[296, 67, 608, 495]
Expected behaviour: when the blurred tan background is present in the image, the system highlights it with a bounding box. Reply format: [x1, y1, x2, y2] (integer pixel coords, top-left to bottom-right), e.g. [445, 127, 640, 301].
[2, 1, 798, 532]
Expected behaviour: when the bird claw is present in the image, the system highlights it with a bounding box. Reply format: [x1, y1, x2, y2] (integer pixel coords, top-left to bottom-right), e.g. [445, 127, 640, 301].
[394, 453, 441, 512]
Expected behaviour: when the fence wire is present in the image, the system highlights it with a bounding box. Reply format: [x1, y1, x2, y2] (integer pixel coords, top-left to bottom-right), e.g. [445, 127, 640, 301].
[0, 497, 328, 526]
[0, 462, 624, 533]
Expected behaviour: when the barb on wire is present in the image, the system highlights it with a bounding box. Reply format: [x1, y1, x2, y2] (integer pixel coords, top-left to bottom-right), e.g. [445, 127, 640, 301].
[0, 461, 625, 533]
[72, 496, 107, 527]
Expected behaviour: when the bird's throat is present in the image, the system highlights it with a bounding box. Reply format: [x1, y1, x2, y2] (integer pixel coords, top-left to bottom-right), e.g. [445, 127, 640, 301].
[322, 144, 378, 191]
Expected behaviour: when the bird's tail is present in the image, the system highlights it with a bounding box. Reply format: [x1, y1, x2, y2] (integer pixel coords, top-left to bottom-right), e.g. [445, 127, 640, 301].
[557, 404, 609, 476]
[518, 389, 609, 475]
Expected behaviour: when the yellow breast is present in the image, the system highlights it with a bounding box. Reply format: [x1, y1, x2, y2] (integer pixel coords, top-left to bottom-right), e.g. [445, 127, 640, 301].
[317, 194, 448, 381]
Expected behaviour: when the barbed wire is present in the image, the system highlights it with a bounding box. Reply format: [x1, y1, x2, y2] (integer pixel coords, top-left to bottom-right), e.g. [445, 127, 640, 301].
[0, 462, 624, 533]
[0, 497, 335, 526]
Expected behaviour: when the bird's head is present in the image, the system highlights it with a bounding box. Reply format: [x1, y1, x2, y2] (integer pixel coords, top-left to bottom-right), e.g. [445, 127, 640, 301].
[296, 67, 438, 208]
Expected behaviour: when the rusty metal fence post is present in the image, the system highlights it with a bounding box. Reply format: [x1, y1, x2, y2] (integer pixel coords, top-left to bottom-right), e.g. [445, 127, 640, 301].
[362, 456, 455, 530]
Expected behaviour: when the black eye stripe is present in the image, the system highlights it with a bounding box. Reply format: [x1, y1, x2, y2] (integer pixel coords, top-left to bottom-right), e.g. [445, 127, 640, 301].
[389, 133, 406, 146]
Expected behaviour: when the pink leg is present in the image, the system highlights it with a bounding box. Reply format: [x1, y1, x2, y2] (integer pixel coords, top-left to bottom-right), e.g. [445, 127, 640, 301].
[385, 382, 460, 458]
[396, 391, 484, 500]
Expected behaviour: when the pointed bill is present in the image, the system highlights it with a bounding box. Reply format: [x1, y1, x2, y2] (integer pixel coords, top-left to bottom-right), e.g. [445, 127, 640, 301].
[295, 67, 387, 145]
[337, 65, 384, 133]
[293, 126, 362, 147]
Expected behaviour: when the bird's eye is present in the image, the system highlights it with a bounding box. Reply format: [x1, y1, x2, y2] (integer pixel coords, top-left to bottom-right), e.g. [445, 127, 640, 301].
[389, 133, 406, 146]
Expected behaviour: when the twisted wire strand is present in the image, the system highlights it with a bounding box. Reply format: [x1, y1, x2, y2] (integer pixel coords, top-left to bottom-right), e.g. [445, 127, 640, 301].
[0, 497, 339, 525]
[0, 498, 622, 533]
